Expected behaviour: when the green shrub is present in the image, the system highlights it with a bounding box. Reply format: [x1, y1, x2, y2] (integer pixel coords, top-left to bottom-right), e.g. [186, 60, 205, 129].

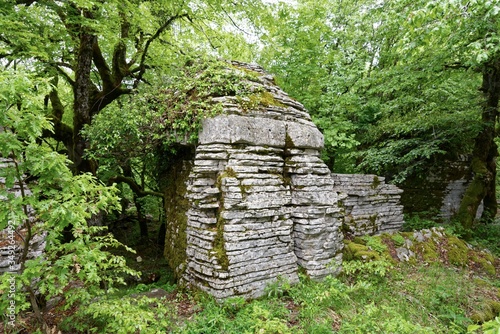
[62, 296, 174, 334]
[0, 71, 138, 331]
[403, 214, 438, 231]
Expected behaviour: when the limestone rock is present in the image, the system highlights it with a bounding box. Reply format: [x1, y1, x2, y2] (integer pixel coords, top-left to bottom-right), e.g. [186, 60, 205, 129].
[332, 174, 405, 236]
[161, 61, 405, 300]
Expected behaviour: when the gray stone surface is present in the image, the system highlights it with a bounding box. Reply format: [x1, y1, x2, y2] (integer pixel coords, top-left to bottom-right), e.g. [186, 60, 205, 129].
[332, 174, 405, 236]
[161, 62, 406, 300]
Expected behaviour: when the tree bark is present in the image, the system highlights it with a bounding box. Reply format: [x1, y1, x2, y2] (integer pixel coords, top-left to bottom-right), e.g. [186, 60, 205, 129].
[455, 61, 500, 231]
[72, 21, 96, 174]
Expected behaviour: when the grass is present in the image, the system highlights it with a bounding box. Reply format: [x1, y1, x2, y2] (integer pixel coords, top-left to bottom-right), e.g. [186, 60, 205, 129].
[4, 219, 500, 333]
[55, 245, 499, 334]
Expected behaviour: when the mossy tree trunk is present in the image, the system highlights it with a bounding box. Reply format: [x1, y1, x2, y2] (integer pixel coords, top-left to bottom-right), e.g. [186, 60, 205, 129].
[455, 60, 500, 231]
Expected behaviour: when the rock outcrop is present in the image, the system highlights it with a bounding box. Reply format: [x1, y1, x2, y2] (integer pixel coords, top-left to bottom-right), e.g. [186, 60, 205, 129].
[332, 174, 404, 236]
[173, 63, 344, 299]
[162, 61, 404, 300]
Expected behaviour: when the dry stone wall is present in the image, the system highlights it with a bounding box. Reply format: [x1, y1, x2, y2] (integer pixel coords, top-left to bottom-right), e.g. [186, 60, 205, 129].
[400, 155, 479, 221]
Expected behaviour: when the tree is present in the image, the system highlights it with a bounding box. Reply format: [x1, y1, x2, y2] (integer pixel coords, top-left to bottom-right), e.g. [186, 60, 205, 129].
[400, 0, 500, 228]
[0, 0, 262, 175]
[0, 69, 138, 333]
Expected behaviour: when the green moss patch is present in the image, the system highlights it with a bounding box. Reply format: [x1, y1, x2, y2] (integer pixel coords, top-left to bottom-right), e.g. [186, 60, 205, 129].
[213, 217, 229, 271]
[163, 160, 193, 279]
[470, 299, 500, 323]
[343, 228, 498, 278]
[343, 240, 381, 261]
[371, 175, 381, 189]
[445, 236, 469, 266]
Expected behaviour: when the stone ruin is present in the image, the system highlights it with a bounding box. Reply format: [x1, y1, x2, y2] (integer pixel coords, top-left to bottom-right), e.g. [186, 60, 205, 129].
[400, 155, 481, 221]
[161, 62, 406, 300]
[333, 174, 404, 236]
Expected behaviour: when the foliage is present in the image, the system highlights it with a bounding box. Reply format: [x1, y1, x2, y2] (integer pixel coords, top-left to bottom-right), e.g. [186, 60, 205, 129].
[338, 302, 434, 334]
[170, 253, 497, 333]
[0, 0, 267, 176]
[469, 220, 500, 257]
[361, 235, 388, 254]
[61, 295, 174, 334]
[176, 295, 291, 334]
[468, 316, 500, 334]
[0, 70, 138, 330]
[403, 214, 439, 232]
[342, 259, 393, 283]
[257, 0, 485, 185]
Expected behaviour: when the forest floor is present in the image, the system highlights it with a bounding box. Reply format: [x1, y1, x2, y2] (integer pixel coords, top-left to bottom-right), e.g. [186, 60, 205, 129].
[4, 218, 500, 333]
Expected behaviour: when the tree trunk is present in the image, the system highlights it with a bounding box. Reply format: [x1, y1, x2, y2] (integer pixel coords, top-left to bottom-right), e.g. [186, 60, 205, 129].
[455, 62, 500, 232]
[72, 25, 96, 174]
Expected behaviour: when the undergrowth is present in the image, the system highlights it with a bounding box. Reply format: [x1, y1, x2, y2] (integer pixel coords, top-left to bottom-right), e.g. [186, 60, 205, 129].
[45, 256, 499, 334]
[4, 218, 500, 333]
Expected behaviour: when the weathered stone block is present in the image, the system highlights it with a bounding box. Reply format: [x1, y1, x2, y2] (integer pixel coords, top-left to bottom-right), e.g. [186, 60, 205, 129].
[159, 62, 404, 301]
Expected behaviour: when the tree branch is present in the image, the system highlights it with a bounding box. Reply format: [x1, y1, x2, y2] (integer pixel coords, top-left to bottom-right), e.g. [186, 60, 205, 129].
[44, 89, 74, 149]
[133, 13, 189, 88]
[108, 175, 164, 198]
[50, 63, 75, 87]
[92, 38, 114, 92]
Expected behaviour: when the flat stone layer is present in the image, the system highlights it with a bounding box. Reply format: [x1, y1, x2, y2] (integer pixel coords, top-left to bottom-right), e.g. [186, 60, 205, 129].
[332, 174, 405, 236]
[162, 61, 405, 300]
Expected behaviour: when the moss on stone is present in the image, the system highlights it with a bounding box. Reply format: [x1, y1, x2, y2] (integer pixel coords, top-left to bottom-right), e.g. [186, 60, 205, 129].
[239, 183, 252, 197]
[352, 236, 366, 245]
[369, 214, 378, 232]
[213, 216, 229, 271]
[371, 175, 381, 189]
[470, 300, 500, 323]
[163, 160, 193, 279]
[223, 167, 237, 178]
[446, 236, 469, 266]
[254, 91, 285, 108]
[420, 241, 439, 262]
[344, 240, 381, 261]
[471, 253, 496, 276]
[285, 133, 295, 149]
[212, 170, 230, 271]
[401, 232, 413, 239]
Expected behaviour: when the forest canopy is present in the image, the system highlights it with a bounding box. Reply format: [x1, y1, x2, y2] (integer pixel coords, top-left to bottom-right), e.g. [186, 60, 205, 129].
[2, 0, 500, 332]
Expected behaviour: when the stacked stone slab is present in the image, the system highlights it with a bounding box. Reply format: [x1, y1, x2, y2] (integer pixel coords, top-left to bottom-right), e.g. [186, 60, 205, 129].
[332, 174, 405, 236]
[165, 62, 344, 299]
